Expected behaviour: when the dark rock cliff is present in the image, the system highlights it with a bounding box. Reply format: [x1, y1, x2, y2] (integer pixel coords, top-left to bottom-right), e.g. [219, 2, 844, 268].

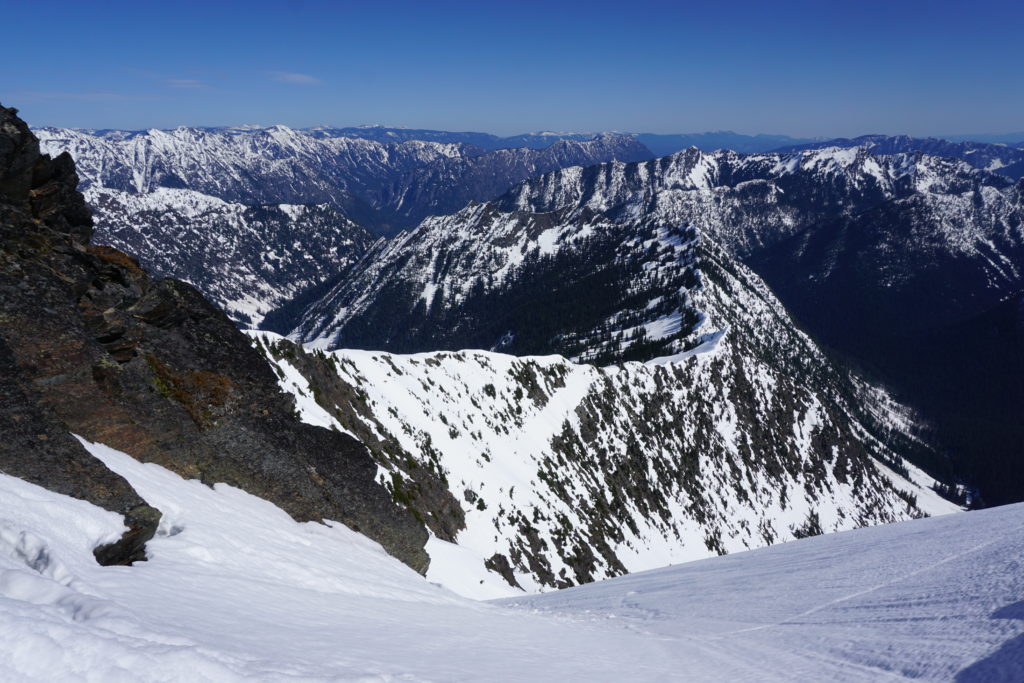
[0, 105, 428, 571]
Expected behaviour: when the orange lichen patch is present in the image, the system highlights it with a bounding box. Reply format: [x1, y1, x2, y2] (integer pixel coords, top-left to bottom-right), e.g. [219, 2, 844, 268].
[87, 245, 147, 279]
[144, 353, 234, 428]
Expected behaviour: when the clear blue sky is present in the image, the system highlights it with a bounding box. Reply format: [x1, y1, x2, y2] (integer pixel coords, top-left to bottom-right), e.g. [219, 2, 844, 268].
[3, 0, 1021, 137]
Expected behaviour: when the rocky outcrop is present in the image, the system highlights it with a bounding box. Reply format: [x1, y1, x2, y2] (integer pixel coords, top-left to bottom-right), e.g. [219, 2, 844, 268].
[0, 105, 428, 571]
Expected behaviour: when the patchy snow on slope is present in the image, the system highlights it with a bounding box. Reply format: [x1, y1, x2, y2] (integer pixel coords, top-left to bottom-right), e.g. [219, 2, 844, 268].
[82, 185, 372, 327]
[253, 323, 958, 596]
[647, 326, 728, 363]
[257, 226, 963, 595]
[0, 438, 1018, 681]
[424, 535, 522, 600]
[269, 357, 355, 437]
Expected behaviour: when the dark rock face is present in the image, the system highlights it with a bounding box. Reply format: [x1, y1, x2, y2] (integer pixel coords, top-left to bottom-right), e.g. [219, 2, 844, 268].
[0, 337, 159, 566]
[0, 105, 428, 571]
[255, 337, 466, 542]
[749, 187, 1024, 505]
[1, 107, 159, 564]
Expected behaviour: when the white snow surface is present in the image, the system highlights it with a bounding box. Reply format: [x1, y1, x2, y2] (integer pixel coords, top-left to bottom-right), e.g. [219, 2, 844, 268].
[0, 437, 1019, 681]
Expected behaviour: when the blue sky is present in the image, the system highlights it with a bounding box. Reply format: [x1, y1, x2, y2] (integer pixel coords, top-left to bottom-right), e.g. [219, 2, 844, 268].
[3, 0, 1021, 137]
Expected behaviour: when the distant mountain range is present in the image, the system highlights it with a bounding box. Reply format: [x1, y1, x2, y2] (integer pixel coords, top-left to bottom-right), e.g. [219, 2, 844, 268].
[35, 122, 1024, 509]
[295, 126, 1024, 156]
[304, 126, 606, 150]
[438, 145, 1023, 506]
[941, 132, 1024, 145]
[305, 127, 821, 155]
[36, 125, 650, 237]
[773, 134, 1024, 181]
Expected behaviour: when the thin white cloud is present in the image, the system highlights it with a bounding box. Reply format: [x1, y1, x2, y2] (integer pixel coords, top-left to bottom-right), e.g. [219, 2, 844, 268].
[269, 71, 320, 85]
[165, 79, 208, 89]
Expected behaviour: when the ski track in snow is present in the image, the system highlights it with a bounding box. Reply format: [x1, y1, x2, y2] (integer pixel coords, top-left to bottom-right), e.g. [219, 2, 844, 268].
[0, 437, 1020, 681]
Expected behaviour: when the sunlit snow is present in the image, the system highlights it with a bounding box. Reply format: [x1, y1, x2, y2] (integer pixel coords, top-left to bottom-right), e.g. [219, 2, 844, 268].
[0, 437, 1019, 681]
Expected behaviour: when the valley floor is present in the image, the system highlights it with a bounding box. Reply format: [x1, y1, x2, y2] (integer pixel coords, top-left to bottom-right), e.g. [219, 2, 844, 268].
[0, 438, 1020, 682]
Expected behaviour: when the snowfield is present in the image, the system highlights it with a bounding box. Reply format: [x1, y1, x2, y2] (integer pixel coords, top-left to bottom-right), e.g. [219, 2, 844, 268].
[0, 437, 1020, 681]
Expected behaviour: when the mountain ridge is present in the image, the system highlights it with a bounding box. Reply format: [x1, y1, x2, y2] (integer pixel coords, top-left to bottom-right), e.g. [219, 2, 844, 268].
[35, 124, 653, 234]
[772, 134, 1024, 181]
[450, 145, 1024, 503]
[261, 220, 955, 588]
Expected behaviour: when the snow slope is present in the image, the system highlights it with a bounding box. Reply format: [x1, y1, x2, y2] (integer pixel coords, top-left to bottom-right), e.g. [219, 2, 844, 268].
[510, 501, 1024, 682]
[251, 319, 957, 593]
[0, 437, 1018, 681]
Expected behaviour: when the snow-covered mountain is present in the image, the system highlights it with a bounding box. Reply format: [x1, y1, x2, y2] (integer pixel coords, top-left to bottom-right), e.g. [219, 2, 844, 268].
[34, 125, 651, 324]
[307, 125, 620, 150]
[773, 134, 1024, 180]
[255, 321, 953, 591]
[498, 145, 1014, 255]
[267, 191, 956, 589]
[34, 124, 470, 211]
[3, 436, 1013, 681]
[425, 146, 1022, 503]
[83, 186, 373, 326]
[376, 134, 653, 230]
[36, 125, 651, 234]
[750, 180, 1024, 342]
[288, 206, 704, 362]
